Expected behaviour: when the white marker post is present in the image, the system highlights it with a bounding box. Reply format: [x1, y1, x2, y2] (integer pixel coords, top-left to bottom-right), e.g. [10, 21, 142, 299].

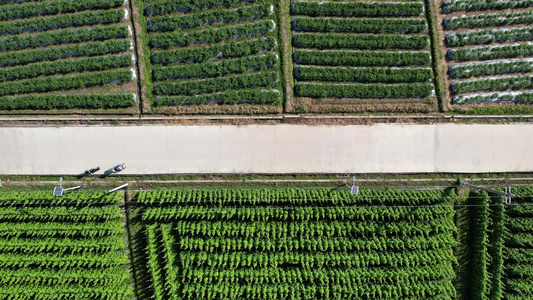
[351, 176, 359, 195]
[109, 183, 129, 193]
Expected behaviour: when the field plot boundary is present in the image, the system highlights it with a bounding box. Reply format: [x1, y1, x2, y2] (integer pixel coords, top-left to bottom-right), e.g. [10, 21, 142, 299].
[0, 0, 141, 115]
[438, 0, 533, 114]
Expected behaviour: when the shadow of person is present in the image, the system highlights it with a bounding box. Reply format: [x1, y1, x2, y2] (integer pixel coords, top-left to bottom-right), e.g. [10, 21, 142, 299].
[100, 168, 115, 178]
[76, 173, 88, 180]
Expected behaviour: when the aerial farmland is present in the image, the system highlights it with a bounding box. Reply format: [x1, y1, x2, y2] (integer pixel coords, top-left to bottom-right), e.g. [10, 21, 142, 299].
[0, 0, 531, 116]
[1, 0, 533, 299]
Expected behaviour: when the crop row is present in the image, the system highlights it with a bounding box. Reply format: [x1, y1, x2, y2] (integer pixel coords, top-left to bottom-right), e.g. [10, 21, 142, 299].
[0, 284, 133, 300]
[292, 17, 427, 34]
[443, 0, 533, 14]
[0, 0, 125, 21]
[0, 93, 136, 110]
[180, 265, 455, 285]
[0, 236, 124, 254]
[0, 9, 125, 36]
[296, 82, 434, 98]
[453, 91, 533, 104]
[0, 267, 129, 286]
[512, 186, 533, 198]
[0, 0, 36, 4]
[181, 219, 455, 240]
[0, 191, 120, 206]
[153, 53, 276, 81]
[505, 278, 533, 296]
[0, 251, 127, 269]
[152, 36, 276, 64]
[293, 33, 429, 50]
[151, 19, 274, 49]
[178, 248, 454, 269]
[293, 49, 431, 67]
[146, 225, 165, 300]
[506, 264, 533, 279]
[0, 206, 122, 222]
[0, 69, 133, 96]
[154, 71, 278, 96]
[0, 54, 132, 82]
[0, 191, 132, 299]
[137, 189, 455, 205]
[172, 219, 455, 239]
[143, 205, 453, 222]
[448, 42, 533, 61]
[0, 39, 131, 67]
[0, 221, 123, 237]
[148, 3, 271, 32]
[0, 24, 129, 52]
[508, 232, 533, 247]
[507, 248, 533, 264]
[155, 89, 281, 106]
[160, 225, 180, 299]
[451, 75, 533, 94]
[507, 205, 533, 217]
[178, 233, 455, 252]
[465, 190, 489, 298]
[177, 281, 455, 299]
[507, 217, 533, 231]
[444, 10, 533, 30]
[446, 26, 533, 47]
[449, 58, 533, 79]
[295, 66, 432, 83]
[487, 194, 505, 299]
[145, 0, 258, 16]
[291, 1, 424, 17]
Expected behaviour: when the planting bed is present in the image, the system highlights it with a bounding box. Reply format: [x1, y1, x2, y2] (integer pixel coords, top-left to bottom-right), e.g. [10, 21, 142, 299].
[502, 186, 533, 299]
[0, 191, 133, 299]
[136, 188, 458, 299]
[143, 0, 283, 114]
[0, 0, 138, 113]
[289, 0, 438, 113]
[441, 0, 533, 108]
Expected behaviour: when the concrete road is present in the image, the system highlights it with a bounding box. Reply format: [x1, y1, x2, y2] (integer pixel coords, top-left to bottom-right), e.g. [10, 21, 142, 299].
[0, 124, 532, 175]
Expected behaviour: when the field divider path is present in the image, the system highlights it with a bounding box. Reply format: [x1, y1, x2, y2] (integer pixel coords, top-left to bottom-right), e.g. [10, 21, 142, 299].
[280, 0, 293, 112]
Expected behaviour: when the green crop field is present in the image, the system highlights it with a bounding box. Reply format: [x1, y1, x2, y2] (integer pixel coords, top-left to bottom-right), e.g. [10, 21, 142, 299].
[1, 186, 533, 298]
[0, 191, 133, 299]
[290, 0, 437, 113]
[502, 186, 533, 299]
[136, 189, 458, 299]
[0, 0, 138, 113]
[1, 0, 533, 115]
[142, 0, 283, 114]
[441, 0, 533, 109]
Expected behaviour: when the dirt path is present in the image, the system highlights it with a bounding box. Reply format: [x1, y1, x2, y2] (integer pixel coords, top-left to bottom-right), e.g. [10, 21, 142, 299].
[279, 0, 294, 112]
